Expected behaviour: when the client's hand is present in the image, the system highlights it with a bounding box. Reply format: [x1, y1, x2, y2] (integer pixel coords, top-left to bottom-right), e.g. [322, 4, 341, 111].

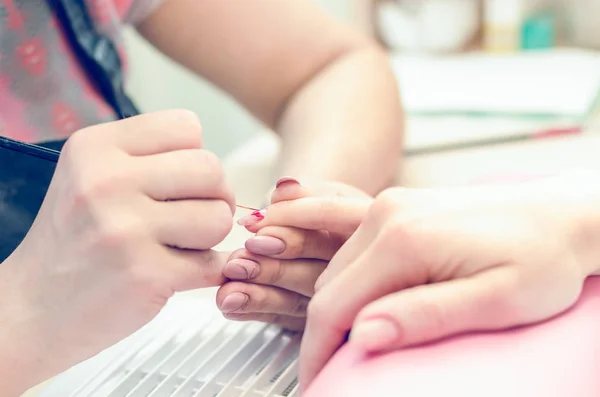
[0, 110, 234, 395]
[216, 178, 371, 330]
[300, 172, 600, 391]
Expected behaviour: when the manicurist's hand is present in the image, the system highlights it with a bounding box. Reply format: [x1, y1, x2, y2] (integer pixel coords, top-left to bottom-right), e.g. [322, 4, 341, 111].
[0, 110, 235, 396]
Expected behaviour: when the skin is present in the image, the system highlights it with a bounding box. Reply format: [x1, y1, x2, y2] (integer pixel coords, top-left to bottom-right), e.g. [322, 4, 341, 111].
[218, 179, 370, 330]
[0, 110, 234, 396]
[137, 0, 404, 195]
[0, 2, 402, 393]
[227, 171, 600, 392]
[0, 0, 403, 396]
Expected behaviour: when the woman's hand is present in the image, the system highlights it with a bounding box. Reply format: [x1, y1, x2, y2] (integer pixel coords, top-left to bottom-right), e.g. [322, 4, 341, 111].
[300, 171, 600, 391]
[216, 178, 371, 329]
[0, 110, 235, 395]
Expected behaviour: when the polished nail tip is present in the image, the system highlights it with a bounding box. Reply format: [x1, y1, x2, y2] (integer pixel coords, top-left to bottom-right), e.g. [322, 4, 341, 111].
[245, 236, 286, 255]
[250, 209, 265, 220]
[275, 176, 300, 188]
[224, 263, 249, 280]
[225, 259, 259, 280]
[236, 209, 264, 227]
[236, 216, 251, 226]
[219, 293, 249, 313]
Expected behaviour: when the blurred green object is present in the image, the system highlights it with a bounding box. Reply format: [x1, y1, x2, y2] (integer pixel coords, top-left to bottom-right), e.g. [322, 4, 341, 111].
[522, 11, 556, 50]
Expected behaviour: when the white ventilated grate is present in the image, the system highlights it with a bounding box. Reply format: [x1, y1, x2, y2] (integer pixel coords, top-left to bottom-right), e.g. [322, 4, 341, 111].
[41, 294, 300, 397]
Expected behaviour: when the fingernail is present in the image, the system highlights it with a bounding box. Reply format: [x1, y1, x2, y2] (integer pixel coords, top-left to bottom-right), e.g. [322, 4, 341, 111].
[237, 209, 266, 227]
[223, 259, 259, 280]
[276, 176, 300, 188]
[350, 317, 401, 352]
[219, 292, 249, 313]
[245, 236, 286, 256]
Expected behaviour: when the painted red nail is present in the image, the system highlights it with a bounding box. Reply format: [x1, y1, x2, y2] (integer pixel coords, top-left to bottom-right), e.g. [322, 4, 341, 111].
[275, 176, 300, 188]
[237, 209, 266, 227]
[251, 210, 264, 220]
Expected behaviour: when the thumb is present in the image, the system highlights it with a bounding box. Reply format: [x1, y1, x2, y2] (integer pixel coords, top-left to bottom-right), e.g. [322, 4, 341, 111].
[170, 249, 229, 291]
[349, 276, 510, 352]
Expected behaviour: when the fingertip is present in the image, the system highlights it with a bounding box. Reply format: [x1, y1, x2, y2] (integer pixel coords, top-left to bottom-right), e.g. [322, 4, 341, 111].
[245, 235, 286, 256]
[349, 316, 403, 353]
[223, 258, 259, 280]
[275, 176, 301, 188]
[271, 177, 307, 204]
[237, 209, 265, 227]
[219, 292, 249, 313]
[244, 224, 261, 234]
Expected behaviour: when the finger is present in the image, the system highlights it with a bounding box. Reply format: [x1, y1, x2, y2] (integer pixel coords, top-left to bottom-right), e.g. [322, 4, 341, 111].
[224, 249, 326, 296]
[350, 271, 515, 352]
[312, 223, 373, 292]
[313, 204, 385, 291]
[216, 282, 309, 317]
[314, 189, 430, 291]
[222, 312, 306, 331]
[300, 228, 425, 390]
[137, 149, 235, 208]
[245, 226, 343, 261]
[270, 178, 370, 204]
[270, 177, 307, 203]
[153, 199, 233, 250]
[109, 109, 204, 155]
[238, 196, 370, 235]
[167, 249, 229, 291]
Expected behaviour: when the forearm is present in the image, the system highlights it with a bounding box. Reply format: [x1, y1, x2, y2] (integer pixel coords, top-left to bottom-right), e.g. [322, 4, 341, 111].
[138, 1, 402, 195]
[275, 47, 404, 196]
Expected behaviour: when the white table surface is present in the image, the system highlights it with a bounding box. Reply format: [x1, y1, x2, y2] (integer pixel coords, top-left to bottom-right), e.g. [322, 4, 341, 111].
[22, 127, 600, 397]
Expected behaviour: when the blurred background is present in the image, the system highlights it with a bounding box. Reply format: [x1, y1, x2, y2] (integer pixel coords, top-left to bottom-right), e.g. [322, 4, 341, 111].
[123, 0, 600, 158]
[123, 0, 359, 157]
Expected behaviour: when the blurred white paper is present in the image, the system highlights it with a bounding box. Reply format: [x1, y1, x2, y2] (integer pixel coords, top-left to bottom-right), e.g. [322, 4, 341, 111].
[391, 48, 600, 118]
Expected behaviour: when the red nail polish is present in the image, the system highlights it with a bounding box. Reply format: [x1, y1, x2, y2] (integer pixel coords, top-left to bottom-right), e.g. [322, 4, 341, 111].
[276, 176, 300, 188]
[237, 209, 266, 227]
[251, 210, 265, 221]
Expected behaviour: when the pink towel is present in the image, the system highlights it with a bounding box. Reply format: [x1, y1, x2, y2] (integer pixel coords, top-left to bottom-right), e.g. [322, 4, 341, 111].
[305, 276, 600, 397]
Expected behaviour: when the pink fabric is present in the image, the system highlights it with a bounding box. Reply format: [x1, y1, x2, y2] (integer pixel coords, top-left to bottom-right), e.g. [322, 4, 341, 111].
[305, 276, 600, 397]
[0, 0, 164, 142]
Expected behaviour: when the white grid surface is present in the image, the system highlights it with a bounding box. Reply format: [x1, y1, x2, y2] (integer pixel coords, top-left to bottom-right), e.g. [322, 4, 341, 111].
[41, 296, 300, 397]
